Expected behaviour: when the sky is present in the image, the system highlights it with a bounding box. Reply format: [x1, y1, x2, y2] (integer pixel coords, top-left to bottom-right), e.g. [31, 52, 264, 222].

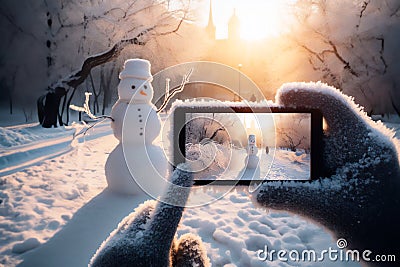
[192, 0, 296, 40]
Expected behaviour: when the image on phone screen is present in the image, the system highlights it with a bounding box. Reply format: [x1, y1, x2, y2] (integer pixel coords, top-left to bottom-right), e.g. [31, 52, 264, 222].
[173, 107, 323, 185]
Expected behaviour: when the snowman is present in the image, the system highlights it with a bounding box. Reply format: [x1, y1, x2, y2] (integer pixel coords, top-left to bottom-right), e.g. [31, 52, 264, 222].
[245, 134, 259, 169]
[105, 59, 168, 196]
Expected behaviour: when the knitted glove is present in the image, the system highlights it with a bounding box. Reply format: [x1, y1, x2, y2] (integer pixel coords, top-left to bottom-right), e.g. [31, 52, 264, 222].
[256, 82, 400, 263]
[90, 165, 210, 267]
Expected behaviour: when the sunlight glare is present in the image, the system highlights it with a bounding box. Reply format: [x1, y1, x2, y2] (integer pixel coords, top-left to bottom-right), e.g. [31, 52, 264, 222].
[211, 0, 294, 40]
[237, 0, 288, 40]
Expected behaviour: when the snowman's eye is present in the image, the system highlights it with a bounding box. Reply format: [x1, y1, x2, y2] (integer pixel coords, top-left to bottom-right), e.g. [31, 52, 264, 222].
[131, 85, 136, 90]
[144, 85, 147, 89]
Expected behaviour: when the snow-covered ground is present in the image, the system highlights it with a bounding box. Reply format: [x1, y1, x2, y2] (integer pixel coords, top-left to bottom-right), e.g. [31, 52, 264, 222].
[0, 122, 111, 177]
[190, 145, 310, 181]
[0, 117, 399, 266]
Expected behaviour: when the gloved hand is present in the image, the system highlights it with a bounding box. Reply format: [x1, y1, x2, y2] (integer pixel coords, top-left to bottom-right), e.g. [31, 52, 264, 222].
[256, 82, 400, 263]
[90, 166, 210, 267]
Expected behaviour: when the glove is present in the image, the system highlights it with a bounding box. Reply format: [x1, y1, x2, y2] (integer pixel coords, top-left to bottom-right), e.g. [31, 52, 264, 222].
[90, 166, 210, 267]
[256, 82, 400, 263]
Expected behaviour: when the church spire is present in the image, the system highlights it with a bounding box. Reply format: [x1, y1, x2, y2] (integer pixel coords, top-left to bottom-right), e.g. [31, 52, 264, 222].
[228, 8, 240, 41]
[206, 0, 216, 39]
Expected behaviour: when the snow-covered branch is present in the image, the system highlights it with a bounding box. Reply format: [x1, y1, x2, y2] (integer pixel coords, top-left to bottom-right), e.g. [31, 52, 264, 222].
[69, 92, 113, 121]
[157, 68, 193, 113]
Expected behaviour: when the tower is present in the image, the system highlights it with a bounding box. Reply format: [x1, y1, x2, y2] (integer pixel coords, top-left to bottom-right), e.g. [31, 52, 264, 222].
[206, 0, 216, 39]
[228, 8, 240, 41]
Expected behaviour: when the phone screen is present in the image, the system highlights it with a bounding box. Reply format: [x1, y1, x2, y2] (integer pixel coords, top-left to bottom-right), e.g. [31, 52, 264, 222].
[173, 107, 323, 185]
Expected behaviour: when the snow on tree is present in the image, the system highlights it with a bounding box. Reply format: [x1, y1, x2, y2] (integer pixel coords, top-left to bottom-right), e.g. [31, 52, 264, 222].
[0, 0, 207, 127]
[290, 0, 400, 115]
[275, 113, 310, 152]
[185, 114, 231, 146]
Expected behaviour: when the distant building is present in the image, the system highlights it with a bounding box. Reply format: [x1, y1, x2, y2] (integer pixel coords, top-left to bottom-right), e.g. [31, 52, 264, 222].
[206, 0, 216, 40]
[228, 8, 240, 41]
[200, 1, 247, 101]
[206, 0, 241, 43]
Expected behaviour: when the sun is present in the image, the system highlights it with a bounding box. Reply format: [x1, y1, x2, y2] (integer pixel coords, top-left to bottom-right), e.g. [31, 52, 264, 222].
[211, 0, 294, 40]
[237, 0, 290, 40]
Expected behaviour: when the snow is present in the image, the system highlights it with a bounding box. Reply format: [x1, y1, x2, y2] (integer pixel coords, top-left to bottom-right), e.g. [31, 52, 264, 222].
[0, 123, 74, 149]
[0, 109, 398, 266]
[179, 187, 359, 267]
[11, 238, 41, 254]
[186, 143, 310, 181]
[0, 122, 111, 176]
[170, 98, 278, 111]
[0, 132, 333, 266]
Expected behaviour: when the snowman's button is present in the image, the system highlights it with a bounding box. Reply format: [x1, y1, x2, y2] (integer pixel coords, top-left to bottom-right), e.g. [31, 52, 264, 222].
[139, 115, 142, 117]
[138, 108, 141, 111]
[139, 120, 142, 122]
[139, 133, 143, 136]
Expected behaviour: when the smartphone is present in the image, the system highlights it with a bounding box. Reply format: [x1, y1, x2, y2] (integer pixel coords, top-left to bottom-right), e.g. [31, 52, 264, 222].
[173, 106, 323, 185]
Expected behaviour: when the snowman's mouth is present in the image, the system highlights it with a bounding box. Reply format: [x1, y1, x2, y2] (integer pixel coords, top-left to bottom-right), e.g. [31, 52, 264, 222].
[140, 90, 147, 96]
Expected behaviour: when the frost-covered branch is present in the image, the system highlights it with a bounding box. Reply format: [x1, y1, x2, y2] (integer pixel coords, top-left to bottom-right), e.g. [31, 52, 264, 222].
[327, 40, 359, 77]
[390, 3, 400, 17]
[69, 92, 113, 137]
[69, 92, 113, 121]
[38, 0, 191, 127]
[376, 37, 387, 74]
[356, 1, 369, 29]
[298, 37, 359, 78]
[157, 67, 193, 113]
[208, 127, 225, 141]
[58, 26, 153, 90]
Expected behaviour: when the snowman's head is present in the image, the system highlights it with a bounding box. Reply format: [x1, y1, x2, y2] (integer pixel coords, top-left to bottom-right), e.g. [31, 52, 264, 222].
[248, 134, 256, 145]
[117, 59, 154, 103]
[118, 78, 153, 103]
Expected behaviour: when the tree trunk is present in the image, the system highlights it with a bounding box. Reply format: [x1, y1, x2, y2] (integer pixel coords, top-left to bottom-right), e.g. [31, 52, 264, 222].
[9, 93, 13, 115]
[42, 87, 66, 128]
[101, 64, 116, 115]
[37, 95, 46, 124]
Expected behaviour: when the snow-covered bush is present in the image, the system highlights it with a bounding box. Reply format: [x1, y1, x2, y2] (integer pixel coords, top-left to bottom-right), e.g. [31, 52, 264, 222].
[185, 142, 230, 179]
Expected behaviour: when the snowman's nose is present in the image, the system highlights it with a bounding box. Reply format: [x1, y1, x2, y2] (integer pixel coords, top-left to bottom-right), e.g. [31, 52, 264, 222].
[140, 90, 147, 96]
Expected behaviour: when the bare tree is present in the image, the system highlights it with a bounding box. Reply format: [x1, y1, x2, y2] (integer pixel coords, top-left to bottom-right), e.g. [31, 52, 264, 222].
[279, 131, 306, 152]
[100, 63, 117, 115]
[37, 0, 191, 127]
[1, 70, 16, 115]
[291, 0, 400, 115]
[185, 114, 238, 146]
[275, 113, 310, 152]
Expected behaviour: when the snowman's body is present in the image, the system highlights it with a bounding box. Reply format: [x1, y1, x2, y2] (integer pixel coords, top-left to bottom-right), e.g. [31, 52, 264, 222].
[245, 134, 259, 169]
[110, 100, 160, 144]
[105, 59, 168, 196]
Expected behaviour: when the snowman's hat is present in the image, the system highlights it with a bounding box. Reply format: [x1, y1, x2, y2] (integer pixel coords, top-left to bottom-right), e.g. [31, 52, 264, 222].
[119, 58, 153, 81]
[248, 134, 256, 139]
